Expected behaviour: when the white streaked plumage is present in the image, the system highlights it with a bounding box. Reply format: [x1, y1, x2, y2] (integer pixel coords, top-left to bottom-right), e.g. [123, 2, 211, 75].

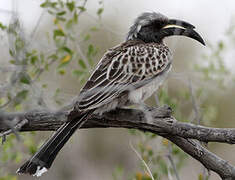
[77, 40, 172, 113]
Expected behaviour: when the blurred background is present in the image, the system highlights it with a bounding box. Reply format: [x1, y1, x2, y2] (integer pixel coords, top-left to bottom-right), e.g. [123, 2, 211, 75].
[0, 0, 235, 180]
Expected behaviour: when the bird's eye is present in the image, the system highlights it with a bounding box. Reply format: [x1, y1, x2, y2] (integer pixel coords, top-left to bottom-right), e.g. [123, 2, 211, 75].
[154, 21, 166, 29]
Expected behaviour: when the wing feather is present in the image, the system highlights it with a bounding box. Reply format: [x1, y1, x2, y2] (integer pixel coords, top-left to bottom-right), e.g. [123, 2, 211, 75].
[78, 40, 171, 111]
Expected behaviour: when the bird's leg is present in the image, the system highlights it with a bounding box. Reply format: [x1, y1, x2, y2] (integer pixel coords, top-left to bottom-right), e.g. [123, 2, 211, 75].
[137, 103, 173, 124]
[137, 103, 155, 123]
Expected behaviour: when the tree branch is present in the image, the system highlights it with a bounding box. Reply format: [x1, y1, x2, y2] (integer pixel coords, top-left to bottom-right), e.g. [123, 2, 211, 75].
[1, 105, 235, 179]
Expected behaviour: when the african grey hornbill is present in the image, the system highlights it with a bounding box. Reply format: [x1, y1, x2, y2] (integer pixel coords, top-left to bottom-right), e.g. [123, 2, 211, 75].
[17, 12, 205, 176]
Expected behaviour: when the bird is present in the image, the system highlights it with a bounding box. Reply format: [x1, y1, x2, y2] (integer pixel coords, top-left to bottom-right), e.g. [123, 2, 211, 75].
[17, 12, 205, 177]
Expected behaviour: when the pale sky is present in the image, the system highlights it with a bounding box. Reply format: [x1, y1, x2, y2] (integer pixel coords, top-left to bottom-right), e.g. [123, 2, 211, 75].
[0, 0, 235, 67]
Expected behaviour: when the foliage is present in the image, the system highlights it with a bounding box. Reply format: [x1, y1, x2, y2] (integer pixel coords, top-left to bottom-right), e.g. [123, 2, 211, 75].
[0, 0, 102, 179]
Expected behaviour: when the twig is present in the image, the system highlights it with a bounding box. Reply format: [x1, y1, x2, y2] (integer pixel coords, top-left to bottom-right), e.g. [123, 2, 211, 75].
[0, 118, 28, 142]
[166, 144, 181, 180]
[188, 77, 210, 179]
[129, 141, 154, 180]
[188, 78, 201, 124]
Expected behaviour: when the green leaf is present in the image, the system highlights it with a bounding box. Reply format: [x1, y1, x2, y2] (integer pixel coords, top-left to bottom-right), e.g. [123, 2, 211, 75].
[16, 90, 29, 99]
[218, 41, 224, 50]
[78, 6, 86, 12]
[66, 1, 75, 12]
[42, 84, 47, 88]
[56, 16, 66, 21]
[66, 19, 74, 29]
[40, 1, 57, 8]
[9, 60, 15, 64]
[90, 27, 98, 31]
[48, 53, 58, 60]
[58, 55, 71, 69]
[20, 74, 31, 84]
[0, 22, 7, 30]
[9, 49, 14, 57]
[15, 37, 25, 50]
[73, 11, 78, 23]
[87, 44, 94, 56]
[56, 11, 66, 16]
[14, 90, 29, 106]
[30, 55, 38, 65]
[60, 46, 73, 55]
[78, 59, 86, 69]
[97, 8, 104, 16]
[48, 9, 55, 15]
[58, 69, 66, 75]
[53, 29, 65, 39]
[84, 34, 90, 41]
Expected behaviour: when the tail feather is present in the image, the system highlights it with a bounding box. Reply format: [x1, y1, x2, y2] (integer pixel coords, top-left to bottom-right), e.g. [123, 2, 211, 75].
[17, 111, 90, 177]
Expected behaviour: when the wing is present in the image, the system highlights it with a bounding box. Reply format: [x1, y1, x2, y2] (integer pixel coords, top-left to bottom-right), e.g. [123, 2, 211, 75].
[77, 40, 171, 111]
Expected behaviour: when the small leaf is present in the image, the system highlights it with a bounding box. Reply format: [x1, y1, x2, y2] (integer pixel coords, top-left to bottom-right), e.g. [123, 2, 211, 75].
[78, 59, 86, 69]
[66, 1, 75, 12]
[9, 60, 15, 64]
[16, 90, 29, 99]
[30, 55, 38, 65]
[90, 27, 98, 31]
[42, 84, 47, 88]
[58, 69, 66, 75]
[73, 11, 78, 23]
[218, 41, 224, 50]
[20, 74, 31, 84]
[87, 44, 94, 56]
[56, 11, 66, 16]
[53, 29, 65, 39]
[14, 90, 29, 106]
[84, 34, 90, 41]
[40, 1, 57, 8]
[0, 22, 7, 30]
[15, 37, 25, 50]
[48, 54, 58, 60]
[97, 8, 104, 16]
[9, 49, 14, 57]
[61, 46, 73, 55]
[78, 6, 86, 12]
[58, 55, 71, 69]
[198, 173, 203, 180]
[61, 54, 71, 63]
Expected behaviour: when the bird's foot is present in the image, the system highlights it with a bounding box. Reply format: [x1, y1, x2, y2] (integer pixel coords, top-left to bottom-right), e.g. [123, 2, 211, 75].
[151, 104, 173, 118]
[139, 104, 172, 118]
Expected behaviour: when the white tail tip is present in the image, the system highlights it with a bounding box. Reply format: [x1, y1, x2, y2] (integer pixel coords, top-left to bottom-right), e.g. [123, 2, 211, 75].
[33, 166, 48, 177]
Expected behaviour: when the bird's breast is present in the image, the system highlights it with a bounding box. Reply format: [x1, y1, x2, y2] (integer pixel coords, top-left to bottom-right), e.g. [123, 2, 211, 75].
[128, 63, 172, 104]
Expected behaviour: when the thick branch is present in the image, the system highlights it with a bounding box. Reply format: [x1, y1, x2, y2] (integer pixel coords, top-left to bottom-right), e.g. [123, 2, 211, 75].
[1, 107, 235, 144]
[1, 106, 235, 179]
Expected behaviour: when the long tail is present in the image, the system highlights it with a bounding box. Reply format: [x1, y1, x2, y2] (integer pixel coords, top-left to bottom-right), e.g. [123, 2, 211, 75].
[17, 110, 91, 177]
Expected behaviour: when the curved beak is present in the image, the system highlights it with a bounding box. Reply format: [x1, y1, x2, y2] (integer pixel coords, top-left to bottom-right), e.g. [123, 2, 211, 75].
[160, 19, 205, 46]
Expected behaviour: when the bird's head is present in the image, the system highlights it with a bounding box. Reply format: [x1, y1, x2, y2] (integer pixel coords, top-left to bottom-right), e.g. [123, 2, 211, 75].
[127, 12, 205, 45]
